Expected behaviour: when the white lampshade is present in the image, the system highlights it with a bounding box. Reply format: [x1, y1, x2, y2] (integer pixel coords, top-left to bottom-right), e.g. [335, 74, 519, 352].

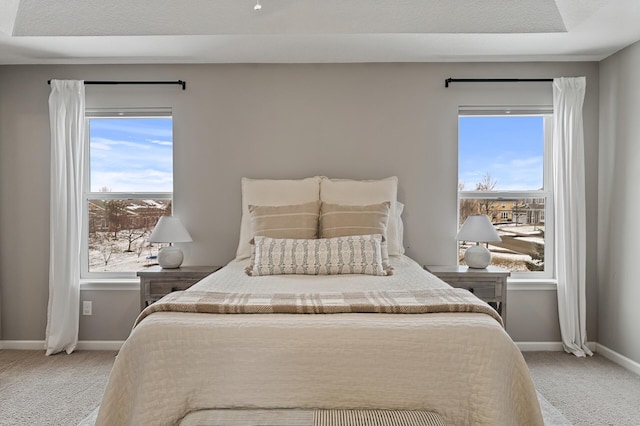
[456, 215, 501, 243]
[456, 215, 501, 269]
[149, 216, 192, 244]
[148, 216, 192, 269]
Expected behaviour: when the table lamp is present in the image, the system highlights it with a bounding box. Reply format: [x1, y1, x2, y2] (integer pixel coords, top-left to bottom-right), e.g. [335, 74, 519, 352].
[148, 216, 193, 268]
[456, 214, 502, 269]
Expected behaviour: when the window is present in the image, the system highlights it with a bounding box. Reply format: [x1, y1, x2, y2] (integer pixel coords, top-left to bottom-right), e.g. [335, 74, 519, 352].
[82, 109, 173, 278]
[458, 107, 553, 277]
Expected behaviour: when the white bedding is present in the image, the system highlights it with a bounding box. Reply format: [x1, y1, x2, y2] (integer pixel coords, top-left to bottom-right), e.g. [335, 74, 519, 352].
[96, 256, 543, 425]
[192, 255, 450, 293]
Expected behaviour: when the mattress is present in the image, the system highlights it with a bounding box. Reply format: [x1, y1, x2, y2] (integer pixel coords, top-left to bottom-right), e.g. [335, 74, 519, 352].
[96, 255, 543, 425]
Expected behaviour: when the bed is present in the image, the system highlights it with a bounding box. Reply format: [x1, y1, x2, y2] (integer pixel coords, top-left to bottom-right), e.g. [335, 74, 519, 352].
[95, 176, 543, 425]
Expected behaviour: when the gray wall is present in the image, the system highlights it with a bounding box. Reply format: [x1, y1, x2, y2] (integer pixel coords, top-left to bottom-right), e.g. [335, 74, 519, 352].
[0, 62, 599, 343]
[598, 41, 640, 364]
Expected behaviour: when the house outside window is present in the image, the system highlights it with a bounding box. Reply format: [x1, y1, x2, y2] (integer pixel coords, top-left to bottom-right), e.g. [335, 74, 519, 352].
[458, 107, 553, 278]
[82, 109, 173, 278]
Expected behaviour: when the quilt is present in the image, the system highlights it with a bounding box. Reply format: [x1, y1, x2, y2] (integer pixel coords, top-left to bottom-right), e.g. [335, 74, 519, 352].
[96, 256, 542, 426]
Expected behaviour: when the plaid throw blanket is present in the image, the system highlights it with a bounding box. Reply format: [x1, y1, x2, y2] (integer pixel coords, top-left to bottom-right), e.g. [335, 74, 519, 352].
[135, 288, 503, 327]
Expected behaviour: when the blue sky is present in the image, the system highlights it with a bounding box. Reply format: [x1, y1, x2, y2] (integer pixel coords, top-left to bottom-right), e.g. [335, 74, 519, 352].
[89, 117, 173, 192]
[89, 115, 541, 193]
[458, 116, 544, 191]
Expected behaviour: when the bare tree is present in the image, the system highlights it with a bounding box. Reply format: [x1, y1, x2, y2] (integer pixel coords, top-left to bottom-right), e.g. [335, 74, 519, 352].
[458, 182, 479, 225]
[459, 174, 498, 223]
[475, 173, 499, 221]
[94, 233, 118, 270]
[104, 200, 129, 238]
[123, 227, 148, 252]
[475, 172, 497, 191]
[136, 238, 150, 260]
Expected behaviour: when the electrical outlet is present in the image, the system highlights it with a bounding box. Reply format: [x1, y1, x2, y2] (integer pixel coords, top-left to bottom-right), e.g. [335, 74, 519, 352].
[83, 300, 92, 316]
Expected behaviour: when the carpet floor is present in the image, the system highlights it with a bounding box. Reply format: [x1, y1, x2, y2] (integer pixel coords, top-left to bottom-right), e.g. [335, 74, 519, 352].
[0, 350, 116, 426]
[523, 351, 640, 426]
[1, 349, 639, 425]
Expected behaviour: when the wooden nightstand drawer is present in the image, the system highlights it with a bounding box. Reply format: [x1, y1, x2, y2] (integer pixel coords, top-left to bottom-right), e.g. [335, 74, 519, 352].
[425, 265, 510, 328]
[138, 265, 222, 310]
[147, 277, 202, 298]
[464, 284, 501, 300]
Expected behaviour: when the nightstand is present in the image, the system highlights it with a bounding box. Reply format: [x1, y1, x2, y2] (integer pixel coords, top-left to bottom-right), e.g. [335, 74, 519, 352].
[137, 265, 222, 311]
[425, 265, 510, 327]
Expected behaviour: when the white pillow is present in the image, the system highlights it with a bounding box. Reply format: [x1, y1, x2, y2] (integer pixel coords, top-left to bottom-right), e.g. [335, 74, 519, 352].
[396, 201, 405, 255]
[236, 177, 321, 259]
[319, 176, 401, 255]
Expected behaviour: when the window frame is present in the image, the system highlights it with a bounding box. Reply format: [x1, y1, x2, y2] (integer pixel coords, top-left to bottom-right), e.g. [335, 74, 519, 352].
[81, 108, 173, 279]
[457, 106, 554, 279]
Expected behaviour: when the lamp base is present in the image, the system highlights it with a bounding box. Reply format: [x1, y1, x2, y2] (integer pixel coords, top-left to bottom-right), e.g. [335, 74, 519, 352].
[158, 246, 184, 269]
[464, 244, 491, 269]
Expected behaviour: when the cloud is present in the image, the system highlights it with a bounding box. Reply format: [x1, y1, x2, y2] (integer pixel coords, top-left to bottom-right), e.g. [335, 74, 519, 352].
[147, 139, 173, 146]
[91, 170, 173, 193]
[91, 137, 152, 150]
[91, 141, 112, 151]
[90, 118, 173, 139]
[510, 156, 543, 168]
[460, 155, 544, 191]
[88, 117, 174, 192]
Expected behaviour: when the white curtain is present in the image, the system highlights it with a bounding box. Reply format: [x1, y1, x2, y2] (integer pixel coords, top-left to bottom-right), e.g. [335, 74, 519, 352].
[45, 80, 85, 355]
[552, 77, 592, 357]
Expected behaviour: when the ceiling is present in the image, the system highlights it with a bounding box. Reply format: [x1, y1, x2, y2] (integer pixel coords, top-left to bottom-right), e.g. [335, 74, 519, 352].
[1, 0, 639, 65]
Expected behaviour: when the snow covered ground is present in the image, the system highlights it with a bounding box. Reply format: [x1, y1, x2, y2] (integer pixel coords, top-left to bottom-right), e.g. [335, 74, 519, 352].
[459, 224, 545, 272]
[89, 234, 162, 273]
[91, 225, 546, 274]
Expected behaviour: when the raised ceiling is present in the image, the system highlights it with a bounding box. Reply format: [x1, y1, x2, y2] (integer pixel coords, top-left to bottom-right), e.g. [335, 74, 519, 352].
[0, 0, 639, 64]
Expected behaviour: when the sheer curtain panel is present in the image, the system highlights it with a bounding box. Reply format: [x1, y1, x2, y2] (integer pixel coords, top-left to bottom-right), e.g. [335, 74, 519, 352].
[45, 80, 85, 355]
[552, 77, 592, 357]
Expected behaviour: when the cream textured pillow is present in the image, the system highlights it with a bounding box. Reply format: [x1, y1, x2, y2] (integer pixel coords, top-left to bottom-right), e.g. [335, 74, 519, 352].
[320, 201, 390, 238]
[395, 201, 405, 255]
[249, 201, 320, 241]
[247, 234, 388, 276]
[319, 176, 401, 255]
[236, 177, 321, 260]
[320, 201, 392, 274]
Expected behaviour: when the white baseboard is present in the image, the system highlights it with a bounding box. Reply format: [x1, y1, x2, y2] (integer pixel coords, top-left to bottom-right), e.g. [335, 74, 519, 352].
[76, 341, 124, 351]
[3, 340, 636, 377]
[516, 341, 564, 351]
[0, 340, 45, 350]
[517, 341, 640, 376]
[596, 343, 640, 376]
[0, 340, 124, 351]
[516, 341, 597, 352]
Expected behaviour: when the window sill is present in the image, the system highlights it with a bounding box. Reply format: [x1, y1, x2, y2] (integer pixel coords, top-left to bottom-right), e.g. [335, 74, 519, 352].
[507, 278, 557, 291]
[80, 279, 139, 291]
[79, 278, 557, 291]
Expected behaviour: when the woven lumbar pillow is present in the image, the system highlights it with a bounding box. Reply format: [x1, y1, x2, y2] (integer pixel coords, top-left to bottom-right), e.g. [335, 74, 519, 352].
[246, 234, 388, 276]
[248, 200, 321, 242]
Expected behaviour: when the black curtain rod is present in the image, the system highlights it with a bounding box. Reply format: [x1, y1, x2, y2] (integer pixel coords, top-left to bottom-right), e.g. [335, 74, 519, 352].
[445, 78, 553, 88]
[47, 80, 186, 90]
